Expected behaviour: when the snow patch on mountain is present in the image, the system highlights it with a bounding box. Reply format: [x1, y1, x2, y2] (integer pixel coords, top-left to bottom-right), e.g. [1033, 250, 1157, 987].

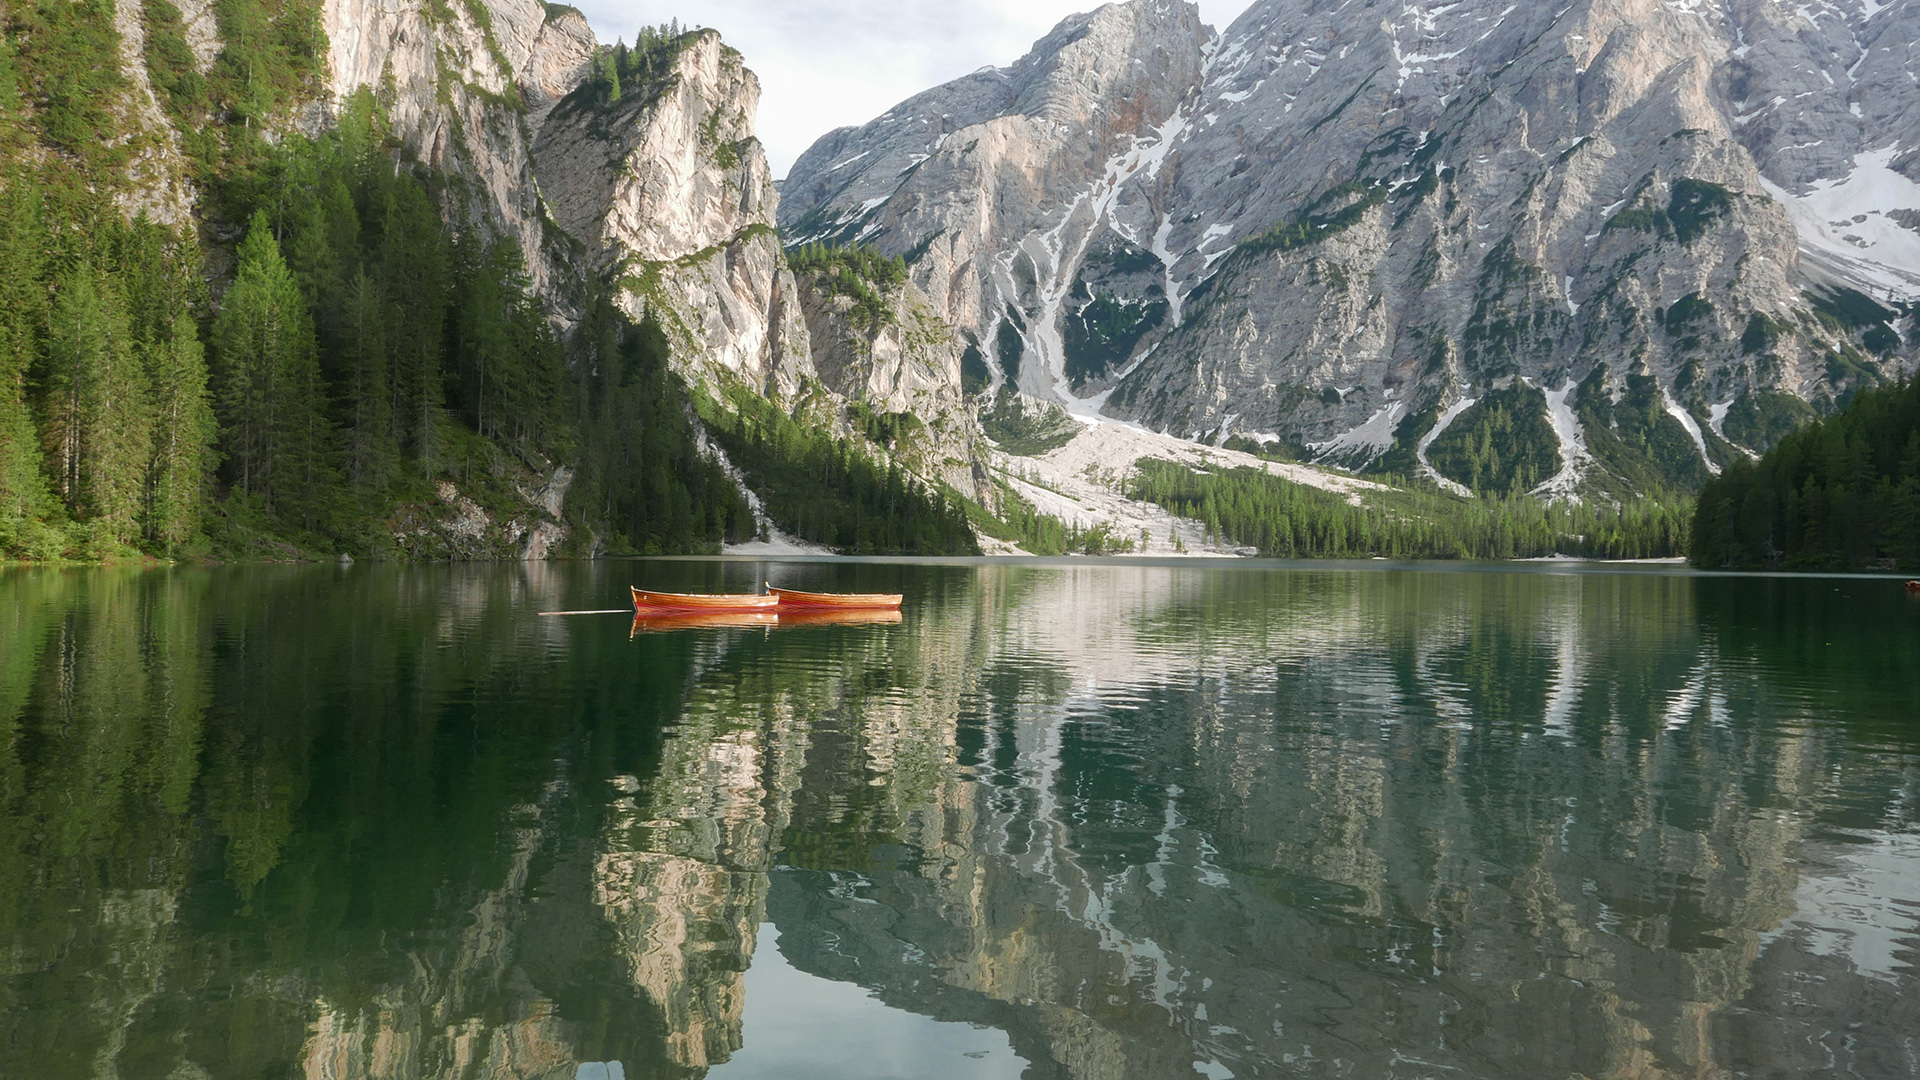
[1760, 145, 1920, 300]
[1534, 384, 1593, 500]
[1663, 390, 1721, 477]
[1310, 403, 1406, 463]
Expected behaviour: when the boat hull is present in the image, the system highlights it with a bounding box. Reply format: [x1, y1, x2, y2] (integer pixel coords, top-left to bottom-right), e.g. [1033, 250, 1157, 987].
[767, 586, 904, 610]
[631, 587, 779, 612]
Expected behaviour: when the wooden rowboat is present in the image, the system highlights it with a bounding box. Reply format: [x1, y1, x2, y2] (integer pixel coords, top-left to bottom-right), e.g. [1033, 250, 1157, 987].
[767, 585, 904, 610]
[631, 587, 779, 612]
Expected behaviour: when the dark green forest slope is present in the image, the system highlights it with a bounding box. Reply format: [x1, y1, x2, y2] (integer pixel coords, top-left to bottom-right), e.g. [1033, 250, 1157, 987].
[1133, 460, 1691, 560]
[1691, 377, 1920, 570]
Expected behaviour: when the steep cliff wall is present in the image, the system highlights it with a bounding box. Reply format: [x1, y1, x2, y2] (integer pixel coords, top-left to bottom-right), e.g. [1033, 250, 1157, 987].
[780, 0, 1208, 402]
[794, 264, 986, 496]
[531, 31, 813, 396]
[323, 0, 594, 300]
[1101, 0, 1915, 494]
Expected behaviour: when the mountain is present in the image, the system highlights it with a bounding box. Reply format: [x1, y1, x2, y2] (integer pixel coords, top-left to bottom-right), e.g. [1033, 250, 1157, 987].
[8, 0, 1907, 563]
[780, 0, 1920, 500]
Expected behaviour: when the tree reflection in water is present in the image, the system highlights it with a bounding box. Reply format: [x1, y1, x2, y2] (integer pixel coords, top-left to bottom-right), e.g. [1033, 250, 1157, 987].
[1, 562, 1915, 1079]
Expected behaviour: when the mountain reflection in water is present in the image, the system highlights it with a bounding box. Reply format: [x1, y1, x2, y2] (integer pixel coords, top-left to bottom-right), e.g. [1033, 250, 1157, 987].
[1, 561, 1916, 1079]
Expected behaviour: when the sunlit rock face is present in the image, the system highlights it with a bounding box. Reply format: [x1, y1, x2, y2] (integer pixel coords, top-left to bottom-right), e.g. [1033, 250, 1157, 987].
[322, 0, 591, 300]
[781, 0, 1920, 495]
[531, 31, 815, 397]
[779, 0, 1209, 396]
[316, 3, 814, 397]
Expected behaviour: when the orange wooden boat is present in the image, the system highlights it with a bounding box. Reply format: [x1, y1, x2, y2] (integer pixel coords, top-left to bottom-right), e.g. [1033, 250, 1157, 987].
[631, 611, 778, 636]
[631, 587, 779, 612]
[767, 585, 904, 610]
[777, 608, 904, 628]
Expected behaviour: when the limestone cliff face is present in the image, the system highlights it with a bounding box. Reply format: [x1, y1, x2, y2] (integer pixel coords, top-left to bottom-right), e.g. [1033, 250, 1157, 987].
[795, 269, 985, 495]
[1098, 0, 1908, 484]
[531, 31, 813, 396]
[780, 0, 1208, 399]
[110, 0, 197, 228]
[322, 0, 595, 300]
[781, 0, 1920, 496]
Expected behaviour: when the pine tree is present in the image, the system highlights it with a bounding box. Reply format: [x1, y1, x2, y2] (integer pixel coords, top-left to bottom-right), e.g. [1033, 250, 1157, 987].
[374, 184, 448, 468]
[0, 180, 55, 554]
[44, 266, 150, 549]
[214, 210, 331, 521]
[338, 269, 395, 489]
[144, 305, 216, 553]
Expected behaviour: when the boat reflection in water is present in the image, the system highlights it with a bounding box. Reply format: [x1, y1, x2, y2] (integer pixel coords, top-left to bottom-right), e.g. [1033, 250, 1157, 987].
[629, 611, 780, 636]
[767, 608, 903, 628]
[629, 609, 903, 636]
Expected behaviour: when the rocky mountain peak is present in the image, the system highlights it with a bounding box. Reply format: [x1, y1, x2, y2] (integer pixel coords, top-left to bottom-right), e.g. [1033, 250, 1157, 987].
[779, 0, 1208, 386]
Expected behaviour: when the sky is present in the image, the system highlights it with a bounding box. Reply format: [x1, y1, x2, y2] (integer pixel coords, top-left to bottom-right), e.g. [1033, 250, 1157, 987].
[569, 1, 1262, 179]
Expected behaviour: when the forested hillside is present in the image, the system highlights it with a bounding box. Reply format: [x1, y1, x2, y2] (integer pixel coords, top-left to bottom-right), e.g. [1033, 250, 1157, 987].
[1691, 378, 1920, 571]
[0, 71, 750, 558]
[0, 1, 984, 561]
[1132, 461, 1691, 561]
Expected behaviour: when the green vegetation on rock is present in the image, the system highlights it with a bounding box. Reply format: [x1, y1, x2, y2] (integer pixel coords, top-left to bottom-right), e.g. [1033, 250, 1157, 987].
[1604, 178, 1733, 244]
[699, 389, 979, 556]
[1666, 179, 1733, 244]
[1365, 405, 1439, 480]
[1461, 239, 1556, 377]
[959, 342, 991, 396]
[980, 391, 1078, 457]
[1238, 182, 1387, 257]
[996, 316, 1024, 382]
[1062, 286, 1165, 389]
[588, 20, 689, 106]
[788, 242, 908, 329]
[1574, 364, 1715, 496]
[1425, 384, 1561, 497]
[1722, 389, 1815, 455]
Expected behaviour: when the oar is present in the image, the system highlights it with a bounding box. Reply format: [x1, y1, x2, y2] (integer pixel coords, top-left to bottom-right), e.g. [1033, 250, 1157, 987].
[537, 609, 634, 616]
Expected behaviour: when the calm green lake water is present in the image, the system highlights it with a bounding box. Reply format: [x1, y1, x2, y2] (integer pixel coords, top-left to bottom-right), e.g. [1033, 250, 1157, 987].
[3, 560, 1918, 1079]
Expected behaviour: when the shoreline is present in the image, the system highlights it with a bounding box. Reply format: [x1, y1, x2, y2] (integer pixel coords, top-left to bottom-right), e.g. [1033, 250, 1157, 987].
[8, 553, 1915, 581]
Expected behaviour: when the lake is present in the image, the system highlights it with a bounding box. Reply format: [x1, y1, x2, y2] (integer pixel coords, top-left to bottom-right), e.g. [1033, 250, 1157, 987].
[2, 560, 1917, 1079]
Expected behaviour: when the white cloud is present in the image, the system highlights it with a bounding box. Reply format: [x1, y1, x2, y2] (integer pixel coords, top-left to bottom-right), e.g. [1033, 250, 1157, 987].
[568, 0, 1260, 178]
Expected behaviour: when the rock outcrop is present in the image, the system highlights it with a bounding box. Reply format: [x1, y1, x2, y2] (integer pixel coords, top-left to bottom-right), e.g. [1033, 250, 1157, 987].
[531, 31, 813, 395]
[321, 0, 597, 301]
[781, 0, 1920, 497]
[794, 266, 986, 495]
